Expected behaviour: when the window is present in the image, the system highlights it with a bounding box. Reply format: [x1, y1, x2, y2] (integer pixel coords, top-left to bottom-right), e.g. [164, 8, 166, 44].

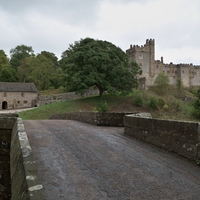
[23, 100, 28, 104]
[17, 101, 20, 104]
[138, 54, 143, 59]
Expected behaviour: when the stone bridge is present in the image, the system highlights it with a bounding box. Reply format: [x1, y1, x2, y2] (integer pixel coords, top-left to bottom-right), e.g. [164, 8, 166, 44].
[0, 113, 200, 199]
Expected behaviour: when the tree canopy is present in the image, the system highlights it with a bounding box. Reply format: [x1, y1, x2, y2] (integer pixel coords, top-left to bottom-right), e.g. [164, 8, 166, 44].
[0, 50, 16, 82]
[10, 45, 35, 70]
[61, 37, 140, 96]
[17, 51, 65, 90]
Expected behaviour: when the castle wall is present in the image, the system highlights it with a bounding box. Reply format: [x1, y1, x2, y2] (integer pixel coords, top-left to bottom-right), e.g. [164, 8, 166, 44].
[189, 66, 200, 86]
[127, 39, 200, 88]
[126, 39, 155, 87]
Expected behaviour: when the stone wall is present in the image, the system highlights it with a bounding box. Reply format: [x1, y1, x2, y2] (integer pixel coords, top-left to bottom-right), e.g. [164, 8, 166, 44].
[127, 39, 200, 88]
[50, 112, 133, 127]
[124, 115, 200, 161]
[0, 92, 38, 110]
[0, 117, 15, 199]
[38, 87, 99, 106]
[0, 115, 45, 200]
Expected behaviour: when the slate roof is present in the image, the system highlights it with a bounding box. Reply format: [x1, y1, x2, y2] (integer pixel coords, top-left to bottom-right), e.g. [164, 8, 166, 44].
[0, 82, 37, 92]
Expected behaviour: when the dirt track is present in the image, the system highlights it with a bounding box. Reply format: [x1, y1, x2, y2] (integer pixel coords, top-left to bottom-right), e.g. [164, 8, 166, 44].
[23, 120, 200, 200]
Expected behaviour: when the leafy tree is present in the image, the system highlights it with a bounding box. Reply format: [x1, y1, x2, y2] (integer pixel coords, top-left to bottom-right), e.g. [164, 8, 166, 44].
[154, 72, 169, 94]
[10, 45, 34, 70]
[129, 61, 142, 88]
[40, 51, 59, 67]
[40, 51, 65, 89]
[192, 87, 200, 119]
[17, 57, 35, 83]
[50, 67, 65, 89]
[29, 54, 58, 90]
[61, 37, 139, 97]
[0, 50, 9, 65]
[0, 50, 17, 82]
[0, 65, 16, 82]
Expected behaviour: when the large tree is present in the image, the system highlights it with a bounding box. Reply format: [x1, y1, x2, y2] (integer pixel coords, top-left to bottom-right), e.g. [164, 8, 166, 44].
[40, 51, 59, 67]
[0, 50, 16, 82]
[10, 44, 35, 70]
[28, 54, 59, 90]
[61, 37, 139, 96]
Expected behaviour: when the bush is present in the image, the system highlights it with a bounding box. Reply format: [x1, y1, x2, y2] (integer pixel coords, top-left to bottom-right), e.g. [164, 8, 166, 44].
[134, 96, 143, 107]
[192, 87, 200, 119]
[158, 98, 166, 107]
[96, 100, 108, 112]
[149, 98, 158, 110]
[154, 72, 169, 94]
[163, 104, 169, 110]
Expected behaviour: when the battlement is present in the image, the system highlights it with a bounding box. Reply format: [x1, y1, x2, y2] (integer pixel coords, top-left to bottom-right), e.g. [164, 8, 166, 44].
[127, 38, 200, 88]
[128, 38, 155, 51]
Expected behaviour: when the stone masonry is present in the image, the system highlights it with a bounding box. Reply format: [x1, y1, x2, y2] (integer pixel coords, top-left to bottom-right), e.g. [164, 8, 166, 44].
[126, 39, 200, 89]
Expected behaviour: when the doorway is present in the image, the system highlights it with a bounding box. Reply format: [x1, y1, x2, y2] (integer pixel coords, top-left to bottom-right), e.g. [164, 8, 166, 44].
[2, 101, 8, 109]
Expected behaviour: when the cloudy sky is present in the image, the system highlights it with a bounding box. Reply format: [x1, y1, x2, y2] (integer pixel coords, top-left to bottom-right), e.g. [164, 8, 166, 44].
[0, 0, 200, 64]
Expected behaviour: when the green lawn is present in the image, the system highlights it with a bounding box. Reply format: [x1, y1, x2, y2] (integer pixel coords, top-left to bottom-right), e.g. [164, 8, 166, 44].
[19, 90, 197, 121]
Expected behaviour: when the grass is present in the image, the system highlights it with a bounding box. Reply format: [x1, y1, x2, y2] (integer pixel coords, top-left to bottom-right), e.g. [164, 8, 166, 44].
[19, 88, 198, 122]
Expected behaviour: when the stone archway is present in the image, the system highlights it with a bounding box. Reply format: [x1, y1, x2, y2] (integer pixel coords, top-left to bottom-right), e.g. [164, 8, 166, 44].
[2, 101, 8, 109]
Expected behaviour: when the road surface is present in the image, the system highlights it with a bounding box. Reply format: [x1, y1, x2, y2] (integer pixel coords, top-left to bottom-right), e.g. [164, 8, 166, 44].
[23, 120, 200, 200]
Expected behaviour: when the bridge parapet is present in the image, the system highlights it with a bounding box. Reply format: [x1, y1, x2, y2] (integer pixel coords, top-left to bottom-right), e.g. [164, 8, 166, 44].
[124, 115, 200, 161]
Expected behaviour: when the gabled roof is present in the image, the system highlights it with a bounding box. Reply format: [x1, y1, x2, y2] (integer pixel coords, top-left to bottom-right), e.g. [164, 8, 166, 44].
[0, 82, 37, 92]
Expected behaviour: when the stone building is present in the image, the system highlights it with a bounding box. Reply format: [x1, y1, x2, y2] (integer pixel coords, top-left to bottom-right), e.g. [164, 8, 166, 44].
[126, 39, 200, 89]
[0, 82, 38, 110]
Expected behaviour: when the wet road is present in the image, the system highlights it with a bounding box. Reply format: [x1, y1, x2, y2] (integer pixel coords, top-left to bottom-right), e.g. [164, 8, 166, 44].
[23, 120, 200, 200]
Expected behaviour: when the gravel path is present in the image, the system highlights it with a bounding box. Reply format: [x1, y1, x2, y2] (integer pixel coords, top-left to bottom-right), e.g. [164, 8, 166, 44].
[23, 120, 200, 200]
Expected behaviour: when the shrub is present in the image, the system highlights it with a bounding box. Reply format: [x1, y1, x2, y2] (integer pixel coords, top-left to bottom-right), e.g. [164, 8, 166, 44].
[154, 72, 169, 94]
[192, 87, 200, 119]
[149, 98, 158, 110]
[158, 98, 166, 107]
[163, 104, 169, 110]
[96, 100, 108, 112]
[134, 96, 143, 107]
[176, 78, 183, 90]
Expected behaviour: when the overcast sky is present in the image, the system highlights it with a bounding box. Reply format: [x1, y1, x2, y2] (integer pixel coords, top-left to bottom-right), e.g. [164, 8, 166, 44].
[0, 0, 200, 65]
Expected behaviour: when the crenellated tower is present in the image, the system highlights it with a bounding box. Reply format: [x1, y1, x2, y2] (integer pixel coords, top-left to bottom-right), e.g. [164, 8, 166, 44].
[126, 39, 200, 89]
[126, 39, 155, 81]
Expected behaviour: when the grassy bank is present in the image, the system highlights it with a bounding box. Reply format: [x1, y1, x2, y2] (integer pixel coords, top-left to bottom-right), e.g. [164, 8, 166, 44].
[19, 88, 198, 121]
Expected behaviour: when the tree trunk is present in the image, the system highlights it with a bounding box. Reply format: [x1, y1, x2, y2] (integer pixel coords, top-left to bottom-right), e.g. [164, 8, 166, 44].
[96, 83, 104, 97]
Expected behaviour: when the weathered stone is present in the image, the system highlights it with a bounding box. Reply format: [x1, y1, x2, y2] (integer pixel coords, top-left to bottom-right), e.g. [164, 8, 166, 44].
[126, 39, 200, 88]
[124, 115, 200, 161]
[0, 115, 45, 200]
[50, 112, 133, 127]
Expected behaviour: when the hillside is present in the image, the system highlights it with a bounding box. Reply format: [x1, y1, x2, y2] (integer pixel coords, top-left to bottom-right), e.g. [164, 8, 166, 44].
[19, 87, 198, 121]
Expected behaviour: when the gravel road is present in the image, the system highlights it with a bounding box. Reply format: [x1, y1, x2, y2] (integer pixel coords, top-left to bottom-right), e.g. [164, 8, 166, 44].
[23, 120, 200, 200]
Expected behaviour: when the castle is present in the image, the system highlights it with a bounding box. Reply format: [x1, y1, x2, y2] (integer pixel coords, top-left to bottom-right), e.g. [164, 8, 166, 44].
[126, 39, 200, 89]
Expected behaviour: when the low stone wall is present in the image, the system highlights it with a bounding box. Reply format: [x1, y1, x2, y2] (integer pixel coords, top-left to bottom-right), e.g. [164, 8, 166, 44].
[0, 117, 15, 199]
[38, 87, 99, 106]
[0, 115, 45, 200]
[50, 112, 133, 127]
[124, 115, 200, 161]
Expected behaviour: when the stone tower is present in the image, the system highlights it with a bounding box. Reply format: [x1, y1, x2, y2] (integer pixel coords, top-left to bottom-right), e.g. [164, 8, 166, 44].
[126, 39, 155, 86]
